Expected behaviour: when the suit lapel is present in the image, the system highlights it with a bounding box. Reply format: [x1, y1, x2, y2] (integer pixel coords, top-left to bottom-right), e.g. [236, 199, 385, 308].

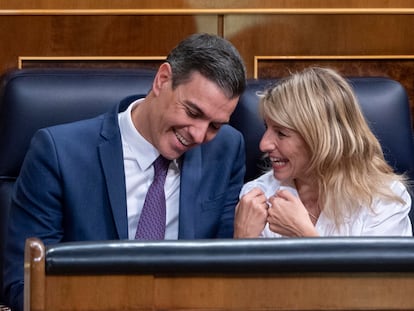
[178, 147, 202, 239]
[99, 104, 128, 239]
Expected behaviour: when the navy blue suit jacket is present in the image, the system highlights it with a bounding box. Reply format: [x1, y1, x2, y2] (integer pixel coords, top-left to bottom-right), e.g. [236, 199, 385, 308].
[4, 100, 246, 311]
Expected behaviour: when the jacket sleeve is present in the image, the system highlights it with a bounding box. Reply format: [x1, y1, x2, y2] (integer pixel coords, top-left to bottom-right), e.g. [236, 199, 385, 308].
[3, 129, 64, 311]
[215, 128, 246, 238]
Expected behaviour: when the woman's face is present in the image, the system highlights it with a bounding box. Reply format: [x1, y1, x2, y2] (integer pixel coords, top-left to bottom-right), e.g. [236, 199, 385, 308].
[259, 116, 312, 184]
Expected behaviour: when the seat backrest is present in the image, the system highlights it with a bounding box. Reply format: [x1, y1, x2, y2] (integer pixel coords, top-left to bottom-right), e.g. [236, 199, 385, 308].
[0, 68, 156, 303]
[232, 77, 414, 220]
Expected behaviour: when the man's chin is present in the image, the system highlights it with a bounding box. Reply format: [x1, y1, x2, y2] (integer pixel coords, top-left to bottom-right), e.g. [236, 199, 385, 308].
[163, 145, 187, 160]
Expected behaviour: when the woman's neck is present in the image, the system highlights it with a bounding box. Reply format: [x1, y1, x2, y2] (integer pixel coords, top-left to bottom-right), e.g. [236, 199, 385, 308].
[294, 179, 321, 222]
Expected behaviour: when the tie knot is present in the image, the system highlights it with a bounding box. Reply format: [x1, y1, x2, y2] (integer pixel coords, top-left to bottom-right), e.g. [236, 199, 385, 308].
[153, 155, 170, 176]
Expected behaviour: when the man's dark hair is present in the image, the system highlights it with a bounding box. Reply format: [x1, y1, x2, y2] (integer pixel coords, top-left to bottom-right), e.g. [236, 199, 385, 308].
[166, 33, 246, 99]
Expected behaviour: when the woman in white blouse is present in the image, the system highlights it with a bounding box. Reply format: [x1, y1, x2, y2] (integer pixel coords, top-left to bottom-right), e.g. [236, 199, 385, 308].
[234, 67, 412, 238]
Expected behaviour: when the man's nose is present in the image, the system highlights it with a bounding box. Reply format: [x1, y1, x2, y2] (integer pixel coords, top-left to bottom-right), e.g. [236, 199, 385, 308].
[190, 122, 210, 144]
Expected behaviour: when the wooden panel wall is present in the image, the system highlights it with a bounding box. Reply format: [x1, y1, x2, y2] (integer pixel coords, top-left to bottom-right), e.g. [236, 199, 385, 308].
[1, 0, 414, 120]
[0, 14, 217, 72]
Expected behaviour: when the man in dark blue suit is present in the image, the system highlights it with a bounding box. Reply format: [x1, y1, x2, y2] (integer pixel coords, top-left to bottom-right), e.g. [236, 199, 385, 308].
[3, 33, 247, 311]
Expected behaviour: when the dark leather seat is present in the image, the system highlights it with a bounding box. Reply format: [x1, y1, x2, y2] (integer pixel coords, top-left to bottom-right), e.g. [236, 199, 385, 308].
[1, 68, 414, 304]
[232, 77, 414, 185]
[232, 77, 414, 224]
[0, 68, 156, 304]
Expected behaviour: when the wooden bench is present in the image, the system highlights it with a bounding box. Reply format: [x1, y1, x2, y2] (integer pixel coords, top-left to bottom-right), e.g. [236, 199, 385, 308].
[25, 237, 414, 311]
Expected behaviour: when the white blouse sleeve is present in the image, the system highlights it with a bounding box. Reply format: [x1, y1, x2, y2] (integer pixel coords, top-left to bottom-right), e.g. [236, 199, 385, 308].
[361, 181, 412, 236]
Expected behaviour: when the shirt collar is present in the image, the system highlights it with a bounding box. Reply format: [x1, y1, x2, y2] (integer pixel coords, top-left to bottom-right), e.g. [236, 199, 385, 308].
[119, 99, 181, 172]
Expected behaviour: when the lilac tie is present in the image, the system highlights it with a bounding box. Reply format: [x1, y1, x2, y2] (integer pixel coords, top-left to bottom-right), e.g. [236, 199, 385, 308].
[135, 155, 170, 240]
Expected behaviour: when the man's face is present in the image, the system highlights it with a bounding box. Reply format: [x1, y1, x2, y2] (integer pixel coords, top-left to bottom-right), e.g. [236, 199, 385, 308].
[146, 65, 239, 160]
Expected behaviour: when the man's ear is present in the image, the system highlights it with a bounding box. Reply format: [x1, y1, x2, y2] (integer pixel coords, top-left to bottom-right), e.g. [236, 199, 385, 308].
[152, 62, 172, 96]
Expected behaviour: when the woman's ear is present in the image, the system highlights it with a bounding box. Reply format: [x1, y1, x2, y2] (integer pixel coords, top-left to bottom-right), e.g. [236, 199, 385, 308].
[152, 62, 172, 96]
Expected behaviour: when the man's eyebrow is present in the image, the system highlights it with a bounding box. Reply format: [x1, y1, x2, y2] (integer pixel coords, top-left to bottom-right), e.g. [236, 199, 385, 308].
[183, 100, 229, 124]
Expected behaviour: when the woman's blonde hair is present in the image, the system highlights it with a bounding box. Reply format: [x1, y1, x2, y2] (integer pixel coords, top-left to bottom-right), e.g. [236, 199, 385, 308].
[260, 67, 406, 227]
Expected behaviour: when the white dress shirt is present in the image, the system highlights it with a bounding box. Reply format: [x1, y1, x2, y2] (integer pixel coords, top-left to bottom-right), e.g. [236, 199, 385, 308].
[240, 170, 413, 237]
[118, 99, 180, 240]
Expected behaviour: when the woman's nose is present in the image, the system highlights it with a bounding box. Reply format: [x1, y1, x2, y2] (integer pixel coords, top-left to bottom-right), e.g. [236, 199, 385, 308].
[259, 130, 276, 153]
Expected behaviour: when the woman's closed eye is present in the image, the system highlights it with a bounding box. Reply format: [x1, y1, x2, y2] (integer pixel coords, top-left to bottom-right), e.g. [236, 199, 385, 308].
[277, 129, 288, 138]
